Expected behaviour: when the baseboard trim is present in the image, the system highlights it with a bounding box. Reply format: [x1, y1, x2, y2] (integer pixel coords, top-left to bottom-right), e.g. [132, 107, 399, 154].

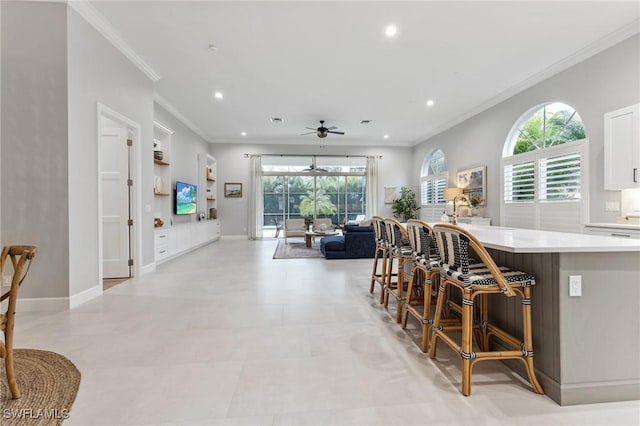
[500, 345, 639, 405]
[69, 285, 102, 309]
[16, 297, 69, 312]
[140, 262, 156, 275]
[559, 379, 640, 406]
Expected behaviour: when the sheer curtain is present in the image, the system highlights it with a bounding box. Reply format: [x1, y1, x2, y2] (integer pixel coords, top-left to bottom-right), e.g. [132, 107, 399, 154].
[248, 155, 263, 239]
[366, 156, 379, 218]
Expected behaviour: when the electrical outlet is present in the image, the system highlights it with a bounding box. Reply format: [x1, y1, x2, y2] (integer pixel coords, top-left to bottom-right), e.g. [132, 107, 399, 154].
[605, 202, 620, 212]
[2, 274, 11, 289]
[569, 275, 582, 297]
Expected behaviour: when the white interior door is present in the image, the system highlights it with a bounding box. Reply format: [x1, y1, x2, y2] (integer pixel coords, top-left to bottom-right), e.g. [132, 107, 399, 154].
[101, 127, 131, 278]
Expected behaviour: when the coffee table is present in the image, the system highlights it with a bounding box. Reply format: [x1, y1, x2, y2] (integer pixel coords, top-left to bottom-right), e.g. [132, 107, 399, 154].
[304, 230, 339, 248]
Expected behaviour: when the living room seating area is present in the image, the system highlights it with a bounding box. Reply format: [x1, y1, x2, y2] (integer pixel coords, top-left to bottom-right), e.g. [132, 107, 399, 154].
[320, 224, 376, 259]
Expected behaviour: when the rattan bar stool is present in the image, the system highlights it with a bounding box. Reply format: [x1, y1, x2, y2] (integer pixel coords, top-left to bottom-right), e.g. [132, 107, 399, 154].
[428, 224, 543, 396]
[0, 245, 37, 399]
[401, 220, 440, 352]
[382, 218, 413, 323]
[369, 216, 389, 304]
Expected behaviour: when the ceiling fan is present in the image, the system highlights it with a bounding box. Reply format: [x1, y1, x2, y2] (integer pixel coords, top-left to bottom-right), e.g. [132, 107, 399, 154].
[302, 157, 328, 172]
[301, 120, 345, 138]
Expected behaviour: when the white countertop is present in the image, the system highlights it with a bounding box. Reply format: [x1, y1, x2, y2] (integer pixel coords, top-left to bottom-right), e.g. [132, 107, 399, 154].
[429, 223, 640, 253]
[585, 222, 640, 230]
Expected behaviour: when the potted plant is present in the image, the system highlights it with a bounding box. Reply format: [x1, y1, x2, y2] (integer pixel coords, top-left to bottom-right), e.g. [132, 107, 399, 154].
[468, 193, 483, 216]
[392, 187, 420, 221]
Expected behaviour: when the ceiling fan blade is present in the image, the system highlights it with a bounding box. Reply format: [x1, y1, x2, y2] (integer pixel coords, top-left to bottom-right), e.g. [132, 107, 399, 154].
[300, 131, 316, 135]
[305, 127, 317, 131]
[327, 130, 345, 135]
[326, 126, 337, 130]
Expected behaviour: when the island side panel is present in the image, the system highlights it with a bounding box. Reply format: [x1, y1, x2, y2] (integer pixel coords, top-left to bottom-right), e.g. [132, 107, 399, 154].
[558, 251, 640, 405]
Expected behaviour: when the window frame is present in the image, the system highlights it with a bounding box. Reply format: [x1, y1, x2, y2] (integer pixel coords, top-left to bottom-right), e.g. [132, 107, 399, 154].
[420, 149, 448, 221]
[501, 138, 589, 231]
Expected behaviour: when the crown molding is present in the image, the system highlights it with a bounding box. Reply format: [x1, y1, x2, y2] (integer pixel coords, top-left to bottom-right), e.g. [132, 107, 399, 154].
[154, 94, 211, 142]
[68, 0, 161, 82]
[414, 19, 640, 145]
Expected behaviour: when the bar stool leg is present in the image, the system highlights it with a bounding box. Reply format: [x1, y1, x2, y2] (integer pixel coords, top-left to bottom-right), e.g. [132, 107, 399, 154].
[401, 266, 417, 330]
[395, 258, 406, 323]
[429, 280, 449, 359]
[421, 270, 435, 352]
[522, 287, 544, 394]
[461, 288, 474, 396]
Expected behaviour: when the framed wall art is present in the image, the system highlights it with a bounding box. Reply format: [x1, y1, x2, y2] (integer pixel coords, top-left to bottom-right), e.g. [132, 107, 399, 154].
[224, 182, 243, 198]
[456, 166, 486, 205]
[384, 186, 396, 204]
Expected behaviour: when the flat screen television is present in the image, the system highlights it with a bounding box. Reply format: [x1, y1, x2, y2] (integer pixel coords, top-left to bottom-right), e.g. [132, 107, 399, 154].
[175, 181, 197, 215]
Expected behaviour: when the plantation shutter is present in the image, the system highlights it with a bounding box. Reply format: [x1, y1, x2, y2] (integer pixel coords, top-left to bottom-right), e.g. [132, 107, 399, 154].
[501, 139, 587, 232]
[420, 173, 447, 222]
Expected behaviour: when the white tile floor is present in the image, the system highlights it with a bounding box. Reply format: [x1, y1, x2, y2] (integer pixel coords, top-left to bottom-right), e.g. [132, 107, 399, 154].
[13, 239, 640, 425]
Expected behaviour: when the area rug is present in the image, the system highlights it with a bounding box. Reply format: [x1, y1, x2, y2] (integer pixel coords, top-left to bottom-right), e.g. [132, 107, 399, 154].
[273, 240, 325, 259]
[0, 349, 81, 425]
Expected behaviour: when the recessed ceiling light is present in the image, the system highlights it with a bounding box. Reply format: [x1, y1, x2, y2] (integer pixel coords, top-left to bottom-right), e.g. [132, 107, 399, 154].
[383, 134, 389, 139]
[214, 91, 223, 100]
[241, 131, 247, 136]
[385, 25, 397, 37]
[208, 44, 217, 51]
[426, 99, 435, 107]
[270, 117, 284, 123]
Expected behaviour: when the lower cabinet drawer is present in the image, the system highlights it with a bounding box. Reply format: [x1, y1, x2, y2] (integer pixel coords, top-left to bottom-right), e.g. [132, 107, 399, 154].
[155, 229, 170, 261]
[155, 245, 169, 260]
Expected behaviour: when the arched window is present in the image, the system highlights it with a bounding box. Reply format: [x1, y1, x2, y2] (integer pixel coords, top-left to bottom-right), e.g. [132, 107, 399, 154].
[420, 149, 448, 221]
[501, 102, 589, 232]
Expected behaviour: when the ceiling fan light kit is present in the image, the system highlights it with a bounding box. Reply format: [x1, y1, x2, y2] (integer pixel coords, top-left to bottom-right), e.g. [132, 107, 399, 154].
[301, 120, 345, 138]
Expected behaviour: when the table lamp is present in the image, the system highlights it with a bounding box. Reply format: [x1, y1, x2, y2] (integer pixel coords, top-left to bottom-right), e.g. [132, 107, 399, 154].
[443, 187, 464, 223]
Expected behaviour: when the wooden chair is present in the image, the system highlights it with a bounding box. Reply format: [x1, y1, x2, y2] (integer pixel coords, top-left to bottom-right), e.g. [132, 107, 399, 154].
[313, 218, 333, 232]
[369, 216, 389, 303]
[382, 218, 413, 323]
[273, 217, 284, 238]
[428, 224, 543, 396]
[401, 220, 440, 352]
[0, 245, 37, 399]
[284, 219, 306, 243]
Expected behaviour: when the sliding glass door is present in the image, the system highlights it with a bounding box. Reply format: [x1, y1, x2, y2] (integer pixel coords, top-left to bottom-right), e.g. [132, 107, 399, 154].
[262, 156, 366, 234]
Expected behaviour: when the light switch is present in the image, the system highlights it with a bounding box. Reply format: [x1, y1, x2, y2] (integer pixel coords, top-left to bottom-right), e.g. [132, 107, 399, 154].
[605, 202, 620, 212]
[569, 275, 582, 297]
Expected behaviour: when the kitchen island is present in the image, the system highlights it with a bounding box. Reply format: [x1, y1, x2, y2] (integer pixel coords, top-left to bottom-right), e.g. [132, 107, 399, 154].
[439, 224, 640, 405]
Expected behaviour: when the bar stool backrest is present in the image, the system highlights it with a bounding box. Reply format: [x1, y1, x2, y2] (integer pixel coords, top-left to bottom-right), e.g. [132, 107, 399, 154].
[372, 216, 387, 244]
[383, 217, 407, 249]
[432, 224, 514, 296]
[406, 219, 439, 260]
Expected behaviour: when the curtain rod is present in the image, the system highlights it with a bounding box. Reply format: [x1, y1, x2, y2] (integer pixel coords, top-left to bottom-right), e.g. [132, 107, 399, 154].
[243, 154, 382, 159]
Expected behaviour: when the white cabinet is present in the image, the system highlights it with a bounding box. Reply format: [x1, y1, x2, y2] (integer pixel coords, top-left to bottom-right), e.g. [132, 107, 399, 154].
[154, 229, 169, 261]
[604, 104, 640, 189]
[154, 220, 221, 264]
[584, 225, 640, 240]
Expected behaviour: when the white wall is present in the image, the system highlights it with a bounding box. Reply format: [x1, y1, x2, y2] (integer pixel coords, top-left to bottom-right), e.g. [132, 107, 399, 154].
[67, 7, 155, 294]
[208, 143, 413, 236]
[1, 1, 70, 299]
[153, 103, 211, 226]
[412, 34, 640, 225]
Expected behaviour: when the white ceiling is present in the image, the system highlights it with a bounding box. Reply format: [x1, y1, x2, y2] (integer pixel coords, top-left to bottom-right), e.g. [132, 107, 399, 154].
[87, 1, 640, 146]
